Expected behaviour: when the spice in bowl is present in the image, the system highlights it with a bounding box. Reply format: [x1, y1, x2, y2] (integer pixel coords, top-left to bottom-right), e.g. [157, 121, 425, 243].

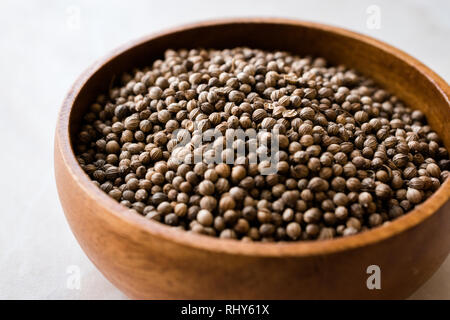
[74, 47, 449, 242]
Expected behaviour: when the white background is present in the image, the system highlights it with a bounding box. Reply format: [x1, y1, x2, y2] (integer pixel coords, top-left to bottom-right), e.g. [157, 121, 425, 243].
[0, 0, 448, 299]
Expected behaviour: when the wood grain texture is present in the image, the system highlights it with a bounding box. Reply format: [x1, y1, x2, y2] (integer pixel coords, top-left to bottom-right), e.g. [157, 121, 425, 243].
[54, 18, 450, 299]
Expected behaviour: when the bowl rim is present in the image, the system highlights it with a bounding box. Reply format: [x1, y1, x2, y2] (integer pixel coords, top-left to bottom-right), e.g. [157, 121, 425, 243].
[56, 17, 450, 257]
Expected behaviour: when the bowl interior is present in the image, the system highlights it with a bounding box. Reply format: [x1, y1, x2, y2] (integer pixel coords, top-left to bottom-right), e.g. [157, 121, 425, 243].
[64, 19, 450, 254]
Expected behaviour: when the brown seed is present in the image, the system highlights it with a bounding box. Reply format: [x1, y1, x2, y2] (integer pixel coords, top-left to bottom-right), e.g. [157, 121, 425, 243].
[215, 163, 231, 178]
[151, 172, 164, 185]
[375, 183, 392, 199]
[334, 152, 347, 165]
[335, 206, 348, 220]
[259, 223, 275, 237]
[219, 195, 236, 211]
[214, 216, 225, 231]
[343, 227, 358, 237]
[358, 192, 372, 207]
[406, 188, 422, 204]
[318, 227, 335, 240]
[252, 109, 268, 122]
[286, 222, 302, 240]
[164, 213, 178, 226]
[391, 174, 404, 189]
[157, 202, 172, 215]
[174, 203, 187, 217]
[234, 218, 250, 234]
[197, 209, 213, 226]
[426, 163, 441, 178]
[307, 177, 329, 192]
[261, 117, 277, 130]
[419, 175, 433, 190]
[300, 135, 314, 147]
[215, 178, 230, 194]
[408, 177, 424, 190]
[228, 90, 245, 103]
[199, 180, 215, 196]
[389, 205, 404, 219]
[149, 86, 163, 100]
[304, 208, 322, 223]
[150, 148, 163, 161]
[393, 154, 409, 168]
[305, 224, 320, 237]
[333, 193, 348, 206]
[135, 189, 148, 202]
[299, 107, 315, 120]
[124, 114, 140, 130]
[199, 196, 217, 211]
[204, 169, 219, 182]
[231, 165, 246, 182]
[368, 213, 383, 227]
[346, 177, 361, 192]
[403, 166, 417, 179]
[229, 187, 246, 201]
[257, 208, 272, 223]
[346, 217, 361, 230]
[105, 140, 120, 154]
[158, 110, 171, 123]
[354, 111, 368, 123]
[220, 229, 237, 239]
[224, 209, 239, 224]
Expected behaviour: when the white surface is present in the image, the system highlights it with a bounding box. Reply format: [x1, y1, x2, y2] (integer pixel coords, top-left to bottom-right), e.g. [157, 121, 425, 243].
[0, 0, 448, 299]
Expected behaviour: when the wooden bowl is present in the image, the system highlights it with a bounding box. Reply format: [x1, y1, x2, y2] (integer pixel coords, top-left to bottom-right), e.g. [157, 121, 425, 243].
[55, 18, 450, 299]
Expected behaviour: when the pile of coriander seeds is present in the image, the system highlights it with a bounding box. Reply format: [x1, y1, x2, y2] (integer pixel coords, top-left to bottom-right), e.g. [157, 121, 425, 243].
[75, 47, 449, 242]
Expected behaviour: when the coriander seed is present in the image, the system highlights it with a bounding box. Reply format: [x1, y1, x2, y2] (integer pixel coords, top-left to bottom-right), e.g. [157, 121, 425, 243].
[76, 47, 449, 242]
